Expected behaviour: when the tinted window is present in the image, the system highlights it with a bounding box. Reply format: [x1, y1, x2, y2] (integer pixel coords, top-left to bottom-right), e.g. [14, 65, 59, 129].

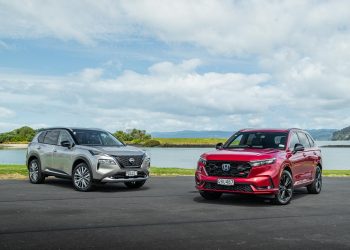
[306, 134, 315, 147]
[43, 130, 60, 145]
[59, 130, 73, 145]
[225, 132, 288, 150]
[38, 131, 46, 143]
[288, 132, 300, 149]
[297, 132, 311, 148]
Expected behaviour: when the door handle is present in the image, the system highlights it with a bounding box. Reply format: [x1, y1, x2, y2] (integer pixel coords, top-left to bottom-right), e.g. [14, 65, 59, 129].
[53, 149, 57, 153]
[313, 152, 317, 155]
[303, 153, 307, 157]
[37, 146, 41, 150]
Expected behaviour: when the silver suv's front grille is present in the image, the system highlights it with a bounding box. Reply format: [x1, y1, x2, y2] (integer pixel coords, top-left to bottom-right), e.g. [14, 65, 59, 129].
[113, 155, 144, 168]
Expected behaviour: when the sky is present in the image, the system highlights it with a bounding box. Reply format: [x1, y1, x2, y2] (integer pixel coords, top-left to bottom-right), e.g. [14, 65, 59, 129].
[0, 0, 350, 133]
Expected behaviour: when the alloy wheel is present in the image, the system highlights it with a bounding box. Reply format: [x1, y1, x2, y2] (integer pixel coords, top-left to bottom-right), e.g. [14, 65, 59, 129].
[315, 168, 322, 192]
[29, 161, 39, 182]
[278, 172, 293, 203]
[73, 165, 91, 190]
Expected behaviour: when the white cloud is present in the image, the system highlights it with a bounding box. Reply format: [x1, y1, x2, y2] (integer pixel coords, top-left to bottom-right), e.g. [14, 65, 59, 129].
[0, 1, 350, 131]
[1, 58, 349, 132]
[0, 107, 15, 118]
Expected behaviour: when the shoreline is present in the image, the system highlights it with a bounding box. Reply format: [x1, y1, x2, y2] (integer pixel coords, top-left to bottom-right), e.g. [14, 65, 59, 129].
[2, 143, 350, 149]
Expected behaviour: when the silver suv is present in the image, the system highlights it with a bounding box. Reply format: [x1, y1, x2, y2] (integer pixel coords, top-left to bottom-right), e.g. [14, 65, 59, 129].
[26, 127, 150, 191]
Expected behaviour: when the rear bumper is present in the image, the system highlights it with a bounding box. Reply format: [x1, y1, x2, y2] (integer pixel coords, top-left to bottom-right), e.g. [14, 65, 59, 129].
[195, 171, 279, 195]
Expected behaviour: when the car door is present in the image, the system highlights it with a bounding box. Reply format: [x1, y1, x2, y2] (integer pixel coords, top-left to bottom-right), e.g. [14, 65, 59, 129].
[306, 133, 319, 179]
[287, 132, 305, 183]
[53, 130, 75, 175]
[296, 132, 313, 181]
[41, 130, 60, 171]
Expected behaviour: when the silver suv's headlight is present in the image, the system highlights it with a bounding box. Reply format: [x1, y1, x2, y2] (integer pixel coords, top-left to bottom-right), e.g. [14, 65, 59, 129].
[143, 152, 150, 161]
[249, 158, 276, 167]
[98, 159, 116, 165]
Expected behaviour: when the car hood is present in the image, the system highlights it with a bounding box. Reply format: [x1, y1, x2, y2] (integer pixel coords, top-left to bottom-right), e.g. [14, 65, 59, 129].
[77, 145, 145, 156]
[202, 148, 282, 162]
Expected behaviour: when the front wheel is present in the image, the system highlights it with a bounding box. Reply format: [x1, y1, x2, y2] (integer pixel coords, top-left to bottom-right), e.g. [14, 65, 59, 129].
[307, 166, 322, 194]
[124, 180, 146, 189]
[72, 163, 93, 192]
[199, 191, 222, 200]
[28, 158, 45, 184]
[274, 170, 294, 205]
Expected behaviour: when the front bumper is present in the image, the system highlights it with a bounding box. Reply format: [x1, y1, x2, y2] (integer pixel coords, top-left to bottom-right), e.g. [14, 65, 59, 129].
[100, 168, 149, 183]
[195, 171, 279, 195]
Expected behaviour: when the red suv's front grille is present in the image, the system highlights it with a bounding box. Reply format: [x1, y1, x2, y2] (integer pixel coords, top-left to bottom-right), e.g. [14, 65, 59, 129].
[204, 182, 253, 192]
[205, 161, 251, 178]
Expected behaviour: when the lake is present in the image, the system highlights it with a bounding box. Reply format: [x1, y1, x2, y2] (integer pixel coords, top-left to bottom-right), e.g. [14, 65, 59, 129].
[0, 141, 349, 170]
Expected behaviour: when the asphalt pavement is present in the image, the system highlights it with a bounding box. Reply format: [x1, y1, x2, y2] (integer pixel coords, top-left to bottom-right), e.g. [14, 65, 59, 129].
[0, 177, 349, 249]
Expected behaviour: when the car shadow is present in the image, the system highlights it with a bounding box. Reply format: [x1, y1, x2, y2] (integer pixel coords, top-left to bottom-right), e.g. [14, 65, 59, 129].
[192, 188, 310, 207]
[44, 177, 150, 193]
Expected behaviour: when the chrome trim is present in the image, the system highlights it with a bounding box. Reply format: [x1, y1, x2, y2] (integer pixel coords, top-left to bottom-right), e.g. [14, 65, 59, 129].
[44, 169, 70, 176]
[101, 176, 148, 183]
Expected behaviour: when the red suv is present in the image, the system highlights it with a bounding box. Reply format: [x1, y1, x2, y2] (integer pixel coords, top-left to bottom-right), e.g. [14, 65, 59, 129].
[195, 128, 322, 205]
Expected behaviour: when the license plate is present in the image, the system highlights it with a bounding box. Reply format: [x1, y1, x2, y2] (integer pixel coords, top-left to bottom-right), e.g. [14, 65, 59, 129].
[126, 171, 138, 177]
[217, 179, 235, 186]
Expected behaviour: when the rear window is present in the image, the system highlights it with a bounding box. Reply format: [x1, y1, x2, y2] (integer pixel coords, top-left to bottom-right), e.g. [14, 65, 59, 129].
[43, 130, 60, 145]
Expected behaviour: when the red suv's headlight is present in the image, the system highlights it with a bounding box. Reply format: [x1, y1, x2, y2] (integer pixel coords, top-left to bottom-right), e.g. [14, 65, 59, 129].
[197, 157, 206, 170]
[249, 158, 276, 167]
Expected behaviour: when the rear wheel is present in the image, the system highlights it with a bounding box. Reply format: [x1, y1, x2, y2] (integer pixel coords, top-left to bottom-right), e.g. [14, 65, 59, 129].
[28, 158, 45, 184]
[307, 166, 322, 194]
[72, 163, 93, 192]
[199, 191, 222, 200]
[124, 180, 146, 189]
[274, 170, 293, 205]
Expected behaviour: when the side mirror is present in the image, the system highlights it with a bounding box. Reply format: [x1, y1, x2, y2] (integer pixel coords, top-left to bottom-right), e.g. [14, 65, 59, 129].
[293, 143, 304, 154]
[216, 142, 223, 150]
[61, 140, 72, 148]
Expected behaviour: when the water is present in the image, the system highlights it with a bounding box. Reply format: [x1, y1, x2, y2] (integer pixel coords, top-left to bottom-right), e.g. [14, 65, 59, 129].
[0, 141, 349, 170]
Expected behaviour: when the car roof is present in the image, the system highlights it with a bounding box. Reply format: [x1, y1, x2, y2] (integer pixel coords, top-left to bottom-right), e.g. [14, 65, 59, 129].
[239, 128, 299, 133]
[38, 127, 107, 132]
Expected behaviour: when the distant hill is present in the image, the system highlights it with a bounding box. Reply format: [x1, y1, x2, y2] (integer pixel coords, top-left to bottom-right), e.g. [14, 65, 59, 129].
[306, 129, 337, 141]
[332, 126, 350, 140]
[152, 129, 337, 140]
[0, 126, 36, 143]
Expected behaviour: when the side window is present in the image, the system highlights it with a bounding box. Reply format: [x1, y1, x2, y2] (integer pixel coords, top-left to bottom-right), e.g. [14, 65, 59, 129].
[38, 131, 46, 143]
[288, 132, 300, 149]
[297, 132, 311, 148]
[306, 134, 315, 147]
[58, 130, 73, 145]
[43, 130, 60, 145]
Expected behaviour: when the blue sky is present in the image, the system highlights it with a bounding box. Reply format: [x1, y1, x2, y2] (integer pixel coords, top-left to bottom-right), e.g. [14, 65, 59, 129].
[1, 1, 350, 133]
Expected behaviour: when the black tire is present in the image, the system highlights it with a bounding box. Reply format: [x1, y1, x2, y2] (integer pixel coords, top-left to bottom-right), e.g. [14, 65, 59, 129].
[307, 166, 322, 194]
[199, 191, 222, 200]
[124, 180, 146, 189]
[72, 163, 93, 192]
[274, 170, 294, 205]
[28, 158, 45, 184]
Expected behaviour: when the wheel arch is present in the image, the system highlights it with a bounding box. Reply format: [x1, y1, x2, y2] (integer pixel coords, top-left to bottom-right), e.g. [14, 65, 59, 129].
[71, 157, 92, 176]
[27, 154, 41, 170]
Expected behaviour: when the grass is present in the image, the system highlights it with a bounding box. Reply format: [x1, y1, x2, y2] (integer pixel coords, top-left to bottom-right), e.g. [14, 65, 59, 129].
[0, 165, 349, 178]
[153, 138, 226, 146]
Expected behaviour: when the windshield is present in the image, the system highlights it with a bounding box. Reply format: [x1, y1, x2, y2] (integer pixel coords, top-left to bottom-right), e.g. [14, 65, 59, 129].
[224, 131, 288, 150]
[72, 129, 124, 146]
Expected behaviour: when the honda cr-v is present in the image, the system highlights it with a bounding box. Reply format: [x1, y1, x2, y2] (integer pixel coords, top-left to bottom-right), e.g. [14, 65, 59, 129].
[195, 128, 322, 205]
